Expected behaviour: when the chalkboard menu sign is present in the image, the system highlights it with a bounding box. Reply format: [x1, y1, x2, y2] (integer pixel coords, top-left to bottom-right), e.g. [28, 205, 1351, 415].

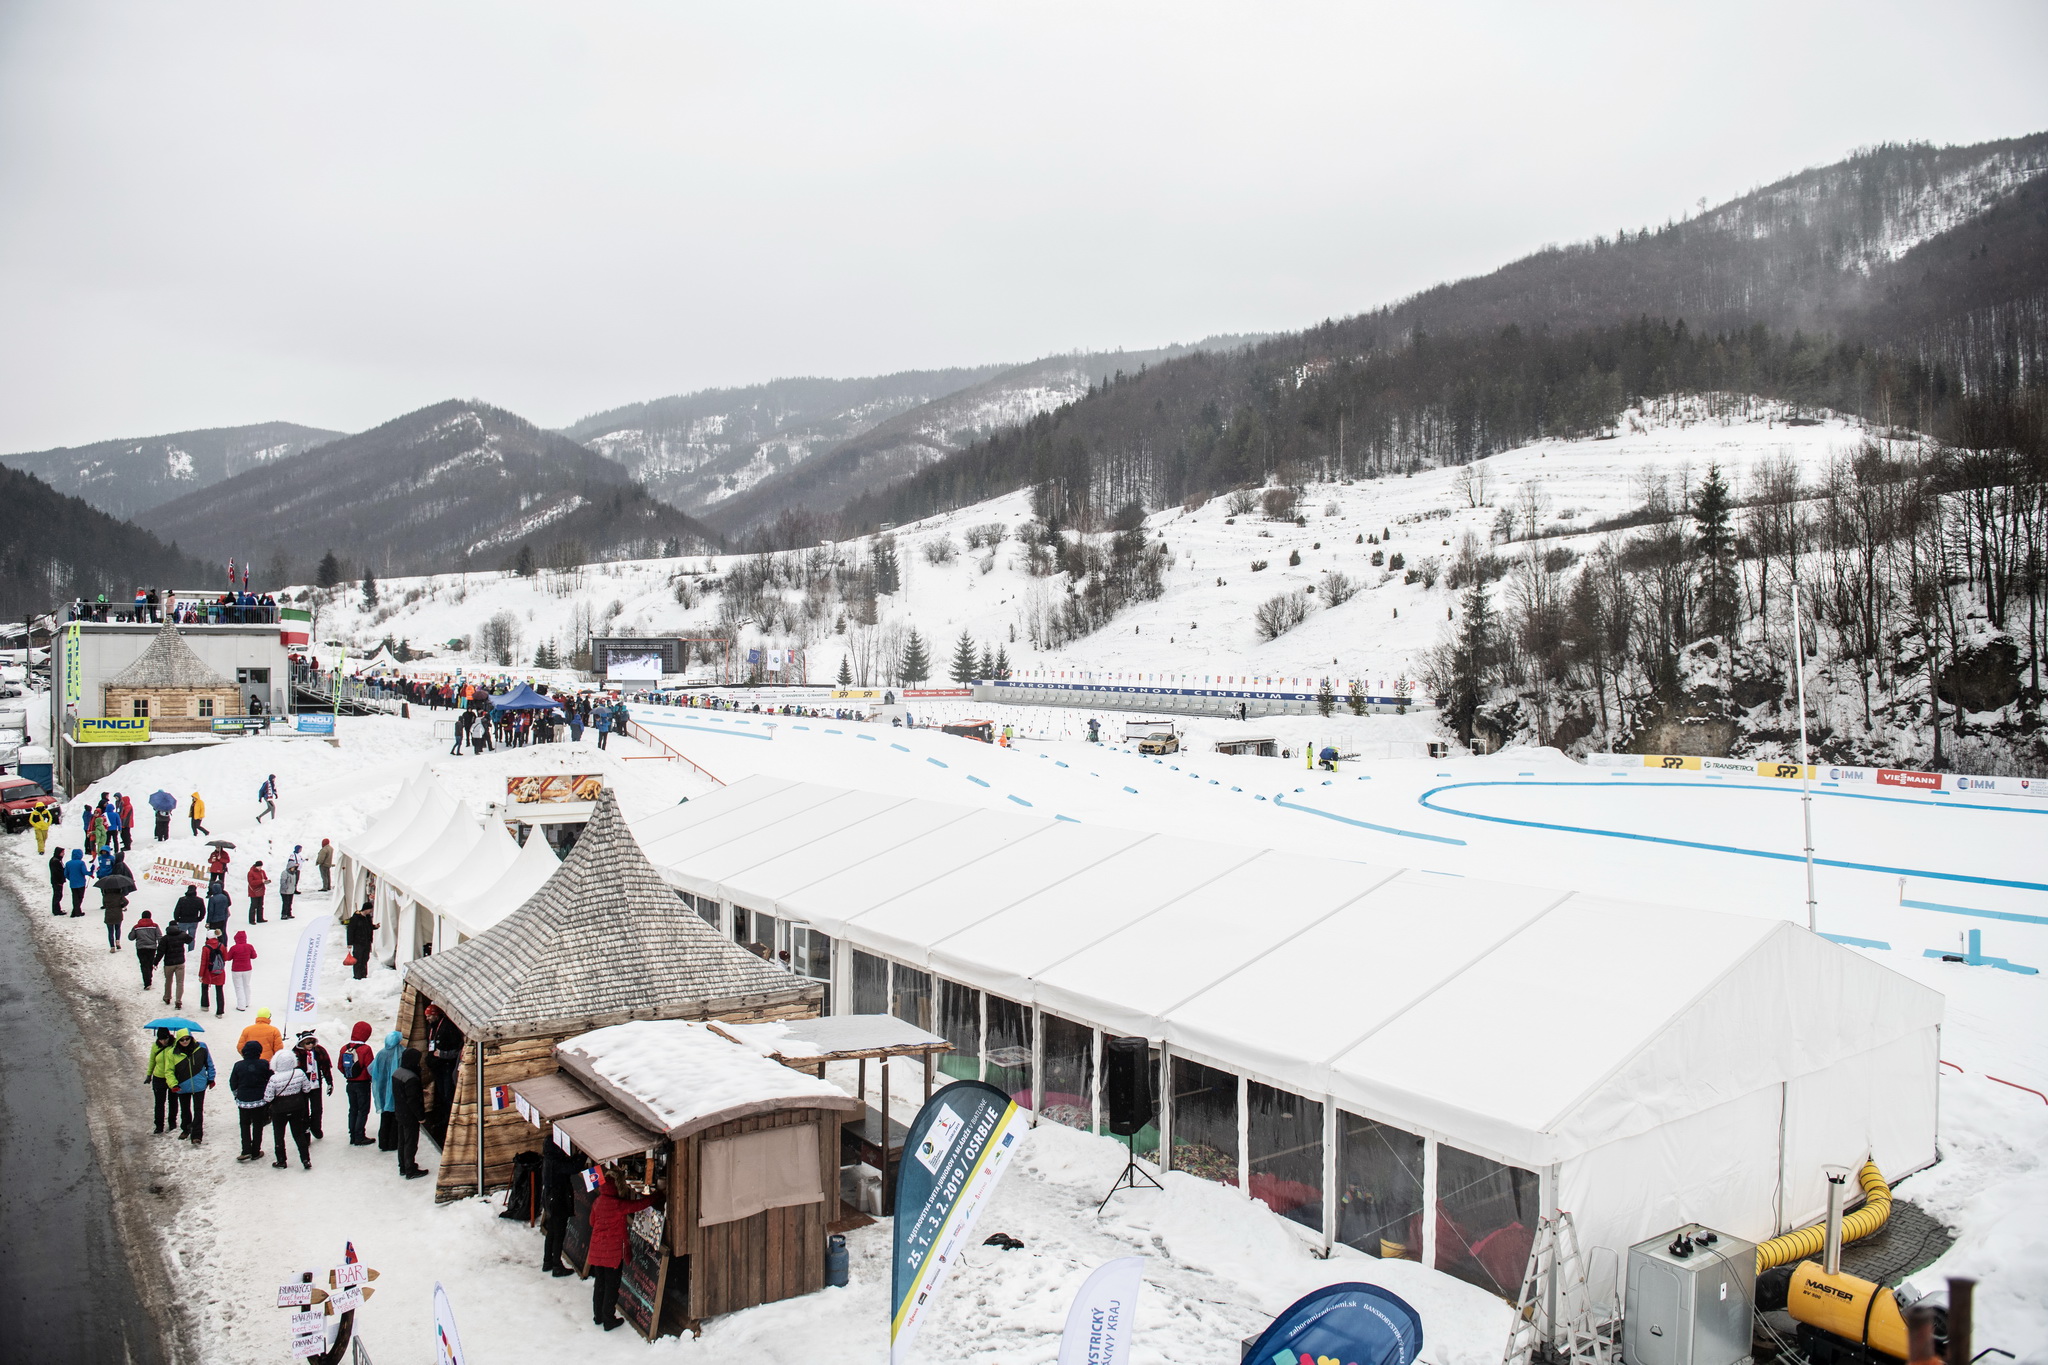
[617, 1223, 672, 1341]
[562, 1179, 596, 1276]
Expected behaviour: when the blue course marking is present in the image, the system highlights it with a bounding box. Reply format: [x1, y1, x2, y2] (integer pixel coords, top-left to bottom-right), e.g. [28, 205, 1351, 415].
[966, 776, 990, 787]
[1055, 761, 1069, 768]
[635, 718, 770, 743]
[891, 743, 910, 752]
[1055, 814, 1079, 823]
[825, 728, 843, 735]
[858, 734, 876, 742]
[1822, 933, 1892, 950]
[1904, 898, 2048, 927]
[1420, 782, 2048, 893]
[1007, 795, 1033, 807]
[1122, 786, 1138, 794]
[927, 758, 948, 768]
[1272, 793, 1467, 845]
[793, 725, 810, 731]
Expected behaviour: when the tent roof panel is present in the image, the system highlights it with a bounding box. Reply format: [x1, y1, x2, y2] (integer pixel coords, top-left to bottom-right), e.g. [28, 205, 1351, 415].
[721, 799, 976, 915]
[778, 806, 1045, 937]
[629, 774, 795, 848]
[364, 790, 466, 878]
[683, 789, 910, 889]
[444, 828, 562, 939]
[341, 769, 433, 861]
[639, 780, 846, 873]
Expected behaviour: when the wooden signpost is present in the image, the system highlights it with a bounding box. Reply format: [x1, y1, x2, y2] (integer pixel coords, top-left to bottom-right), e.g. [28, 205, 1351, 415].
[275, 1252, 380, 1363]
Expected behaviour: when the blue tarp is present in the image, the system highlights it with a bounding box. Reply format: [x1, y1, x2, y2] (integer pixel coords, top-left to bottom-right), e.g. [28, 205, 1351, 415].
[488, 683, 565, 711]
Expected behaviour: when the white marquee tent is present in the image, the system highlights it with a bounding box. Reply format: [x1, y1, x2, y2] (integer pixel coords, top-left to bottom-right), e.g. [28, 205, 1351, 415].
[626, 775, 1943, 1297]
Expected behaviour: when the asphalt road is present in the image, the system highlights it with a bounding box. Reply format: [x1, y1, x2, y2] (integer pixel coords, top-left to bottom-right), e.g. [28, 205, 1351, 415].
[0, 879, 172, 1365]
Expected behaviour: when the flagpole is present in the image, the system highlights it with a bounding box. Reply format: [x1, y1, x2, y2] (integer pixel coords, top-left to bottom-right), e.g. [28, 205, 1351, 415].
[1790, 578, 1816, 933]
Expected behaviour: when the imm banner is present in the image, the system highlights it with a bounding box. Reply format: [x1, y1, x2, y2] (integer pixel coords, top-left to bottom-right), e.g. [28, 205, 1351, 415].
[890, 1080, 1029, 1365]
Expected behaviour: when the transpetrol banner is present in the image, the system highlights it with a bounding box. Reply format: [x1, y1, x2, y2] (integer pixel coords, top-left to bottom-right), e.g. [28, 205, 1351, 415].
[891, 1080, 1029, 1365]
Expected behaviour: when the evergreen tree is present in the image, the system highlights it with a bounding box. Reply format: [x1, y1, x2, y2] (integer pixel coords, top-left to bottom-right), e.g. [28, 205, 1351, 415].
[361, 569, 378, 610]
[949, 630, 979, 683]
[316, 550, 341, 589]
[899, 629, 931, 684]
[836, 656, 854, 688]
[515, 543, 538, 578]
[1348, 678, 1368, 715]
[978, 645, 995, 678]
[533, 640, 559, 669]
[1316, 677, 1335, 716]
[992, 645, 1011, 680]
[1442, 582, 1498, 744]
[871, 538, 901, 595]
[1692, 462, 1738, 643]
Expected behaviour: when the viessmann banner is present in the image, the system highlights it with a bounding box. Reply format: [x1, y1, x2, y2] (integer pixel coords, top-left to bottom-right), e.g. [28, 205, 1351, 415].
[890, 1081, 1028, 1365]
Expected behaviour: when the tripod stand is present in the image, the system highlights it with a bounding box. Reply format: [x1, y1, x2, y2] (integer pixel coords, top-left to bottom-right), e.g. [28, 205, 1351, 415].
[1096, 1132, 1164, 1213]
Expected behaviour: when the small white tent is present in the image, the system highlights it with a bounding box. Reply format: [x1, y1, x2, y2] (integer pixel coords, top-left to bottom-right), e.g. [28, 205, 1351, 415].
[628, 775, 1943, 1298]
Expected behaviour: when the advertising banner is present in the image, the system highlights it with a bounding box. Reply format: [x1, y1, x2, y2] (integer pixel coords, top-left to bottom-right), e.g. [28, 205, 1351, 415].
[1641, 754, 1701, 770]
[64, 622, 80, 703]
[284, 922, 328, 1034]
[1057, 1257, 1145, 1365]
[432, 1282, 467, 1365]
[145, 856, 208, 887]
[1240, 1283, 1425, 1365]
[1878, 768, 1943, 791]
[1756, 761, 1816, 781]
[833, 688, 888, 701]
[75, 716, 149, 743]
[891, 1081, 1029, 1365]
[505, 773, 603, 805]
[903, 688, 972, 698]
[296, 713, 336, 735]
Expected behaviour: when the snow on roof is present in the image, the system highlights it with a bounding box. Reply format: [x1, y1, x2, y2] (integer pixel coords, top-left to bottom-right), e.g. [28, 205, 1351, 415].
[404, 788, 819, 1039]
[631, 775, 1946, 1168]
[714, 1014, 949, 1061]
[556, 1019, 860, 1140]
[105, 622, 236, 691]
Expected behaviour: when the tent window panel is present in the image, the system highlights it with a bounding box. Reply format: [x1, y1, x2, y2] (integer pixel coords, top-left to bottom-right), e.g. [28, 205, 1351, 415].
[1247, 1082, 1322, 1233]
[744, 908, 778, 961]
[1039, 1015, 1094, 1131]
[731, 905, 750, 946]
[984, 994, 1032, 1109]
[1169, 1056, 1238, 1186]
[936, 980, 981, 1082]
[851, 950, 888, 1016]
[1337, 1113, 1424, 1260]
[1436, 1143, 1542, 1300]
[891, 965, 932, 1030]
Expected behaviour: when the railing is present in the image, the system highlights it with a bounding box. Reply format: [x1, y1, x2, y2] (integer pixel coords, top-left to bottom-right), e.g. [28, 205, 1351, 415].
[288, 664, 401, 715]
[624, 719, 725, 786]
[67, 603, 282, 626]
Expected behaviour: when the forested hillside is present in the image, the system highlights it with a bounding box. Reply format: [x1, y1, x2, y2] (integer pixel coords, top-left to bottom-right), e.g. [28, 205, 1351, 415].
[0, 464, 210, 621]
[143, 400, 719, 582]
[0, 420, 344, 519]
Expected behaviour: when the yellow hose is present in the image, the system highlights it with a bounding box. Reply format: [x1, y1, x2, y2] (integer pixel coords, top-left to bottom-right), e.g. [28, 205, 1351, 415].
[1755, 1160, 1893, 1273]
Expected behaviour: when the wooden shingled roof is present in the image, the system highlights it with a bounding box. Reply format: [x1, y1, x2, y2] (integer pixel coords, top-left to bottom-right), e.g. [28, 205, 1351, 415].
[105, 623, 236, 690]
[404, 788, 820, 1039]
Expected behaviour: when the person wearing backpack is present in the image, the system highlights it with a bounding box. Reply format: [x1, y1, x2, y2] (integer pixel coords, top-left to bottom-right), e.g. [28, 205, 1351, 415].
[197, 931, 229, 1018]
[339, 1022, 376, 1145]
[256, 774, 279, 823]
[169, 1029, 216, 1143]
[263, 1051, 316, 1170]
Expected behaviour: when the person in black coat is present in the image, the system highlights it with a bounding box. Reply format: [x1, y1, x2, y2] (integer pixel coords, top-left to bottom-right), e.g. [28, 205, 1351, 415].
[293, 1032, 334, 1140]
[171, 884, 205, 934]
[539, 1140, 581, 1276]
[345, 904, 377, 980]
[47, 845, 66, 915]
[422, 1005, 464, 1142]
[228, 1040, 272, 1162]
[390, 1048, 428, 1179]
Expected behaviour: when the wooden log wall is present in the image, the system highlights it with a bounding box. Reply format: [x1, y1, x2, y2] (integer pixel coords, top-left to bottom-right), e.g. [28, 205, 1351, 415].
[675, 1105, 840, 1320]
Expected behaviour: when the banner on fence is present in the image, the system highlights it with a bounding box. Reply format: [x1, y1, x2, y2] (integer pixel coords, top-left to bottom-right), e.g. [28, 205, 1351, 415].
[75, 716, 149, 743]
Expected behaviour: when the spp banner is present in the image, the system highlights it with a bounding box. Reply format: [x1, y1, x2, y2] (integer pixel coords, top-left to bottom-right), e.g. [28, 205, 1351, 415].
[891, 1081, 1029, 1365]
[1057, 1257, 1145, 1365]
[1241, 1282, 1424, 1365]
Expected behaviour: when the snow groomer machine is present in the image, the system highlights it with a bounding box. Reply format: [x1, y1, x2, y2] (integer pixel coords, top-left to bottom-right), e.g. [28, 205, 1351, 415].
[1621, 1162, 2004, 1365]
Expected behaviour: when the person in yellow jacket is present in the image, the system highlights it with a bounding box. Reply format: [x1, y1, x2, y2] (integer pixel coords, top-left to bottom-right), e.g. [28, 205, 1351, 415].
[147, 1026, 181, 1134]
[237, 1007, 283, 1061]
[189, 791, 208, 837]
[27, 804, 53, 854]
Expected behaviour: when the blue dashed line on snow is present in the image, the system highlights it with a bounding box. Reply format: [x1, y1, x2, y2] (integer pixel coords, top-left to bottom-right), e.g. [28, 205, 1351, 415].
[927, 758, 947, 768]
[1272, 793, 1467, 845]
[1008, 795, 1032, 807]
[966, 776, 989, 787]
[891, 743, 909, 752]
[1122, 786, 1138, 794]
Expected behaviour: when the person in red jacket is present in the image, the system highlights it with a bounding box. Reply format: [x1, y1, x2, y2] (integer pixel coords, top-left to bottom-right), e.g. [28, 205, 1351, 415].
[224, 930, 258, 1012]
[587, 1171, 655, 1331]
[246, 862, 270, 924]
[207, 845, 230, 881]
[196, 930, 229, 1018]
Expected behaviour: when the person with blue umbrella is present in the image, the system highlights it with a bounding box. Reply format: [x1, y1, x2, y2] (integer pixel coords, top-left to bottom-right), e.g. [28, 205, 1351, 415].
[148, 789, 176, 842]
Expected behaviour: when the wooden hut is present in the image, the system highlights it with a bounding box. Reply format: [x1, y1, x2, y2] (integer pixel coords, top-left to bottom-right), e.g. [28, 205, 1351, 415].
[400, 788, 822, 1202]
[553, 1020, 863, 1329]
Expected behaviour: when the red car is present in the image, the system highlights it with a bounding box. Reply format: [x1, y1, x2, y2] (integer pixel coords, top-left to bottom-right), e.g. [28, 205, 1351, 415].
[0, 775, 56, 833]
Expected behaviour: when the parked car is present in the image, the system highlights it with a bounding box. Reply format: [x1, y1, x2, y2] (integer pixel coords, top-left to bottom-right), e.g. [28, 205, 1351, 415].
[0, 774, 57, 832]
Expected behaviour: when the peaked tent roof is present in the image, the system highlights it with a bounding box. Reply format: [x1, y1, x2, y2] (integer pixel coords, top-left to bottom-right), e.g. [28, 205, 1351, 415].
[404, 788, 818, 1039]
[489, 683, 563, 710]
[106, 623, 236, 690]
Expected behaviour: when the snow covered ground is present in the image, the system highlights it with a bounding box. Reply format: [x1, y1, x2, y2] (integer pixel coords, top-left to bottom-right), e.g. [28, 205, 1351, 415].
[10, 690, 2046, 1362]
[307, 399, 1881, 700]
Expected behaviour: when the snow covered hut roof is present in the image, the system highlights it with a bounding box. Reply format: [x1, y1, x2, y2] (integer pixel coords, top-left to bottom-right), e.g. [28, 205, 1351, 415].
[556, 1020, 860, 1140]
[105, 623, 235, 690]
[404, 788, 820, 1040]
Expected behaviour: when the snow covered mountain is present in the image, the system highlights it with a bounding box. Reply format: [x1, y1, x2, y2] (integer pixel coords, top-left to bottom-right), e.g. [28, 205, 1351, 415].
[0, 421, 344, 520]
[141, 400, 717, 582]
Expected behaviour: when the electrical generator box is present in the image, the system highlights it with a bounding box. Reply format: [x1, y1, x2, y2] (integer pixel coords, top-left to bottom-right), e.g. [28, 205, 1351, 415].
[1623, 1225, 1756, 1365]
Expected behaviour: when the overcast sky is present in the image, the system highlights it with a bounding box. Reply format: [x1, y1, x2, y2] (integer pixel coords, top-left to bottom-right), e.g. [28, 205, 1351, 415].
[1, 1, 2044, 452]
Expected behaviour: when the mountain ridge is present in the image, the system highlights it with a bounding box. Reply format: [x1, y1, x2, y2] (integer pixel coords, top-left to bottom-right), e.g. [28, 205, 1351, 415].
[0, 421, 346, 521]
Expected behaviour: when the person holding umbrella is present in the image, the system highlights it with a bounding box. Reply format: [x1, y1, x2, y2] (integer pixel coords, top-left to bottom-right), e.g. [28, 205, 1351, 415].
[98, 864, 134, 952]
[149, 789, 176, 842]
[145, 1025, 179, 1134]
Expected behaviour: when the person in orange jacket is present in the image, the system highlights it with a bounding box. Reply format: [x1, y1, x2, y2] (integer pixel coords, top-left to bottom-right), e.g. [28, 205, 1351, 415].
[237, 1006, 283, 1060]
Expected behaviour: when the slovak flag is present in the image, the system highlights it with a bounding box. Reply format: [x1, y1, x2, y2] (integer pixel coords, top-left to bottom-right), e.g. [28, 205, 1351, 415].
[579, 1166, 601, 1193]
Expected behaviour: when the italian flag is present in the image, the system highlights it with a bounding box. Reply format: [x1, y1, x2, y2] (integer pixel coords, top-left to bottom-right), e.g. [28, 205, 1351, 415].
[279, 606, 312, 647]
